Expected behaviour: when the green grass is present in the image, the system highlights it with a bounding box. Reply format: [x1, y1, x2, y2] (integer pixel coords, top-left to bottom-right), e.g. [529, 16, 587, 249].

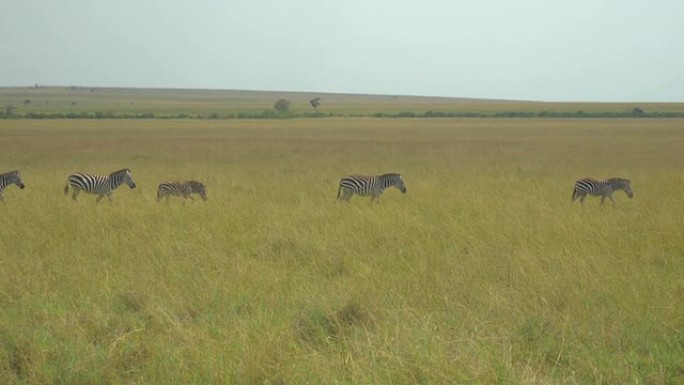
[0, 118, 683, 384]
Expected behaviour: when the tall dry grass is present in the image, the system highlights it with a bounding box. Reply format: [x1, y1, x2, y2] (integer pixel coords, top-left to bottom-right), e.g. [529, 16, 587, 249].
[0, 118, 682, 384]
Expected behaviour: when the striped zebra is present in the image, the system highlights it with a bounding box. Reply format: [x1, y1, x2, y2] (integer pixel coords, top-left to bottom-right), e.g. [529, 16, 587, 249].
[571, 177, 633, 205]
[157, 180, 207, 202]
[64, 168, 136, 202]
[0, 170, 25, 203]
[337, 173, 407, 203]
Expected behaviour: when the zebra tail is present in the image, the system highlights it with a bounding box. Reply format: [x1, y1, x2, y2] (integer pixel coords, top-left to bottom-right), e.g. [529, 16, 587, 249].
[64, 182, 69, 195]
[336, 183, 342, 201]
[571, 188, 576, 202]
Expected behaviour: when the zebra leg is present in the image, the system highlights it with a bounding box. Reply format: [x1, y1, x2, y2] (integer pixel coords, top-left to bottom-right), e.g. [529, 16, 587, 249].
[96, 194, 104, 203]
[340, 189, 352, 202]
[579, 195, 585, 205]
[608, 194, 616, 205]
[0, 192, 5, 203]
[71, 189, 80, 201]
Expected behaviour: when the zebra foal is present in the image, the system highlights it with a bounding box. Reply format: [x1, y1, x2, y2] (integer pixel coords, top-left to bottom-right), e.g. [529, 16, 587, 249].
[337, 173, 407, 203]
[571, 177, 633, 205]
[157, 181, 207, 202]
[64, 168, 136, 202]
[0, 170, 25, 203]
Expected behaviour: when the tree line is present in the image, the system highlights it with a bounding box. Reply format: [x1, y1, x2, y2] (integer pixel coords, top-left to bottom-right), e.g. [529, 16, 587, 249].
[2, 101, 682, 119]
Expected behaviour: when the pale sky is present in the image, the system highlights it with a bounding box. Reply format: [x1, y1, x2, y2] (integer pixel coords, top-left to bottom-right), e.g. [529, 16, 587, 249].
[1, 0, 682, 101]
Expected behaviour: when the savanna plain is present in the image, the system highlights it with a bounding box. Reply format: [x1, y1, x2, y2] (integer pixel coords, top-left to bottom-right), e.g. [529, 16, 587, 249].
[1, 118, 683, 384]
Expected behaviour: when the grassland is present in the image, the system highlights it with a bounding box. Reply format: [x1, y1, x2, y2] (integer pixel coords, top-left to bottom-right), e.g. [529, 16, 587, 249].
[0, 117, 683, 384]
[2, 86, 683, 117]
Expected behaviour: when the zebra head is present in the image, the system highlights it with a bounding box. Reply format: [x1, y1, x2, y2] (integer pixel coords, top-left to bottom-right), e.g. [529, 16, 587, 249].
[609, 178, 632, 199]
[118, 168, 136, 189]
[12, 170, 25, 189]
[188, 181, 207, 201]
[622, 179, 633, 199]
[387, 173, 407, 194]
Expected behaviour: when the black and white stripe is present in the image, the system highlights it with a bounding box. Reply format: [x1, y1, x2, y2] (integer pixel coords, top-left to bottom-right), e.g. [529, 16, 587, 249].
[0, 170, 25, 203]
[337, 173, 407, 203]
[157, 180, 207, 201]
[64, 168, 136, 202]
[572, 177, 633, 205]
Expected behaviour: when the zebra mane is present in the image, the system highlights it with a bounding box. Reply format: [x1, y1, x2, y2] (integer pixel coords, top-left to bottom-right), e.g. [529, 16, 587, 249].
[1, 170, 19, 177]
[607, 177, 630, 184]
[110, 168, 131, 176]
[186, 180, 205, 189]
[380, 173, 401, 178]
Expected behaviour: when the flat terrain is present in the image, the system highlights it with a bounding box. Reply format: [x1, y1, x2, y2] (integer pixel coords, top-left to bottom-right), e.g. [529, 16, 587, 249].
[0, 118, 683, 384]
[2, 87, 683, 116]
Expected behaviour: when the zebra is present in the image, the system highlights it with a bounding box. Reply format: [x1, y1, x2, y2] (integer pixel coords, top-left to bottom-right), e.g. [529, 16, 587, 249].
[64, 168, 136, 202]
[571, 177, 633, 205]
[337, 173, 407, 203]
[157, 180, 207, 202]
[0, 170, 25, 203]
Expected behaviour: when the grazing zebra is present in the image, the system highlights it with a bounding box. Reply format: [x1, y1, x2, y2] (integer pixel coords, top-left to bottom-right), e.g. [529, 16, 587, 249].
[337, 173, 407, 203]
[64, 168, 136, 202]
[157, 180, 207, 202]
[571, 177, 633, 205]
[0, 170, 25, 203]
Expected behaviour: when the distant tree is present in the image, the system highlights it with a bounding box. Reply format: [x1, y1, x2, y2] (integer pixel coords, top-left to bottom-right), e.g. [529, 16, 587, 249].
[274, 99, 290, 113]
[309, 97, 321, 112]
[631, 107, 644, 118]
[4, 104, 16, 116]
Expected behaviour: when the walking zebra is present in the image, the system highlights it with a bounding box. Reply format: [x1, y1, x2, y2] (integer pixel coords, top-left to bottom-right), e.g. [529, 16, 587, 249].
[337, 173, 407, 203]
[64, 168, 136, 202]
[157, 181, 207, 202]
[0, 170, 25, 203]
[571, 177, 633, 205]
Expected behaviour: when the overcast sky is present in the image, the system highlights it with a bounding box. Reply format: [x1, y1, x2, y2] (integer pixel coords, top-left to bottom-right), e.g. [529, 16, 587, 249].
[1, 0, 682, 101]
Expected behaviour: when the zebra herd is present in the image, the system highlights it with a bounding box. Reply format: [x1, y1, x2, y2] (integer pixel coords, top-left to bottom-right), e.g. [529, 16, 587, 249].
[335, 173, 633, 205]
[63, 169, 209, 202]
[0, 169, 207, 203]
[2, 168, 633, 206]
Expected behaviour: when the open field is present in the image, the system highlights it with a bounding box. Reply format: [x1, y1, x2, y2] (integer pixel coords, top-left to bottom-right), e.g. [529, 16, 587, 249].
[2, 87, 683, 117]
[0, 118, 683, 384]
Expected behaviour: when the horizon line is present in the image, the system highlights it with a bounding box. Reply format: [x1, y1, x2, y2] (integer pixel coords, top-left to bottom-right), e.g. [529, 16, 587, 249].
[1, 84, 680, 104]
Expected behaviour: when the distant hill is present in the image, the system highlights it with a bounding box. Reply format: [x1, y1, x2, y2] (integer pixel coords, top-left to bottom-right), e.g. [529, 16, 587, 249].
[1, 86, 682, 119]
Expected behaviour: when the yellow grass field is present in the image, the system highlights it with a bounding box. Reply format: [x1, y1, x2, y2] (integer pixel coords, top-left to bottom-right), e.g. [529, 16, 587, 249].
[0, 118, 683, 384]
